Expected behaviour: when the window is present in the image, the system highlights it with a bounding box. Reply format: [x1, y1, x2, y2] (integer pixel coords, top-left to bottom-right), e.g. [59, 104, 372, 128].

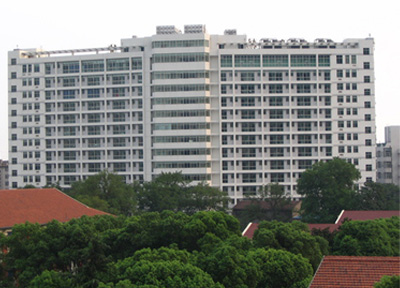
[269, 109, 284, 119]
[269, 97, 283, 106]
[298, 160, 313, 169]
[268, 72, 283, 81]
[82, 60, 104, 72]
[242, 161, 257, 170]
[242, 173, 257, 183]
[298, 135, 311, 144]
[336, 55, 343, 64]
[242, 135, 256, 145]
[270, 135, 284, 144]
[235, 55, 260, 67]
[88, 151, 101, 160]
[242, 148, 256, 157]
[270, 173, 284, 183]
[363, 48, 370, 55]
[270, 148, 284, 157]
[107, 58, 129, 71]
[263, 55, 288, 67]
[291, 55, 316, 67]
[318, 55, 330, 67]
[89, 163, 101, 173]
[296, 71, 311, 81]
[270, 122, 284, 131]
[364, 76, 370, 83]
[221, 55, 233, 67]
[62, 62, 80, 73]
[298, 147, 312, 157]
[363, 62, 370, 69]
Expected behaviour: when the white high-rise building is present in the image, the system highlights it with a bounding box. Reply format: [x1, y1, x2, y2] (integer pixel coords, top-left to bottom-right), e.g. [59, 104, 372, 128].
[8, 25, 376, 203]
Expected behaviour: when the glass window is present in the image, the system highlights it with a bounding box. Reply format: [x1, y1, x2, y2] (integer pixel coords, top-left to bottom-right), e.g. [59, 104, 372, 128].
[221, 55, 233, 67]
[291, 55, 316, 67]
[263, 55, 288, 67]
[82, 60, 104, 72]
[107, 58, 129, 71]
[235, 55, 260, 67]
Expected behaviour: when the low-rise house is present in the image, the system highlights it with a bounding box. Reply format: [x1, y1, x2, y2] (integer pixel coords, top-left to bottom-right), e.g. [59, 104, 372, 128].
[308, 210, 400, 233]
[0, 188, 109, 234]
[309, 256, 400, 287]
[243, 210, 400, 238]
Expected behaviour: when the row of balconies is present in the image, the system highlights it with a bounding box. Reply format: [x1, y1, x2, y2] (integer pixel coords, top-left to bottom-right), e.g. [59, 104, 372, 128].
[44, 114, 143, 125]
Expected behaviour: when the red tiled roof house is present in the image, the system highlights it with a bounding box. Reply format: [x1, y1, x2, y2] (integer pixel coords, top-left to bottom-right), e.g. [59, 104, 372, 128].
[309, 256, 400, 287]
[0, 188, 109, 233]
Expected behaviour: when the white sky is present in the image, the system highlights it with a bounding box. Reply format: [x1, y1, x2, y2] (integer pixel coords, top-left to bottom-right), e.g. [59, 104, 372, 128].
[1, 0, 399, 160]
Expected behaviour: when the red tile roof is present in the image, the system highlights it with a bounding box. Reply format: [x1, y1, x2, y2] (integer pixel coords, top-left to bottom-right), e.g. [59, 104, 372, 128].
[0, 188, 109, 229]
[243, 210, 400, 239]
[336, 210, 400, 224]
[309, 210, 400, 233]
[309, 256, 400, 288]
[242, 222, 259, 239]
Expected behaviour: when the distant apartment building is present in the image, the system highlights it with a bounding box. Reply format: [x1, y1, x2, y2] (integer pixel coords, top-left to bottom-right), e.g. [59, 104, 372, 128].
[377, 126, 400, 186]
[0, 160, 9, 190]
[8, 25, 376, 203]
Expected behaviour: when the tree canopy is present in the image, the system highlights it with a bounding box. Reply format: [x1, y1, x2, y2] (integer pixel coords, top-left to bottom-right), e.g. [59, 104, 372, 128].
[68, 170, 136, 216]
[136, 172, 228, 214]
[297, 158, 361, 223]
[1, 212, 316, 288]
[354, 182, 400, 210]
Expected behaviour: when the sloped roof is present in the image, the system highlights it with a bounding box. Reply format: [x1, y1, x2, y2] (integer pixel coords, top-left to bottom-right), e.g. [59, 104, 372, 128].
[335, 210, 400, 224]
[242, 222, 259, 239]
[243, 210, 400, 238]
[0, 188, 109, 229]
[309, 256, 400, 288]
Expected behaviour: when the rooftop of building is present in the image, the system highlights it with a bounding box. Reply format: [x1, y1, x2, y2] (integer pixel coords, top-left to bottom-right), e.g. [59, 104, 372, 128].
[11, 24, 373, 59]
[309, 256, 400, 288]
[243, 210, 400, 238]
[0, 188, 109, 229]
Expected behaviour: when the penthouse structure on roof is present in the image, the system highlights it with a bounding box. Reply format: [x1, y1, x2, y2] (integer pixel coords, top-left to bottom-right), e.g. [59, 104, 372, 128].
[8, 25, 376, 204]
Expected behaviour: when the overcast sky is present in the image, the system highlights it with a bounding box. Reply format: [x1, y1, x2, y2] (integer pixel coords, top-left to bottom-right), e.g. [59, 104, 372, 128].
[1, 0, 399, 160]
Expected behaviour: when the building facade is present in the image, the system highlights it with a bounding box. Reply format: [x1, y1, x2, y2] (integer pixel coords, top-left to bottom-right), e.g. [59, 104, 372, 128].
[0, 160, 9, 190]
[8, 25, 376, 203]
[377, 126, 400, 186]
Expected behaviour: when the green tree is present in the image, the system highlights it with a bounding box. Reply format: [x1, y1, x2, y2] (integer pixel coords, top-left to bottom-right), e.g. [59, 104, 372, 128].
[28, 270, 74, 288]
[103, 247, 223, 288]
[194, 242, 259, 288]
[236, 183, 292, 227]
[136, 172, 188, 212]
[68, 170, 136, 216]
[136, 172, 228, 214]
[332, 217, 400, 256]
[181, 183, 228, 214]
[374, 275, 400, 288]
[297, 158, 361, 223]
[248, 248, 313, 288]
[252, 220, 329, 270]
[2, 215, 124, 288]
[355, 182, 400, 210]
